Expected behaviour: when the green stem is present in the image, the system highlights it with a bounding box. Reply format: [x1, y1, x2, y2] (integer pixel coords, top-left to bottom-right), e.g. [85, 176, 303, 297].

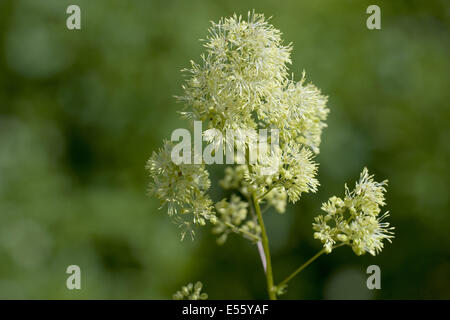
[252, 193, 276, 300]
[277, 248, 325, 289]
[277, 243, 345, 289]
[258, 185, 275, 201]
[223, 221, 260, 242]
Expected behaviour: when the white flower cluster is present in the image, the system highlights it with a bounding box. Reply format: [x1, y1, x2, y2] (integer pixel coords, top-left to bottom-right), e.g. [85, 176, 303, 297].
[173, 281, 208, 300]
[146, 141, 216, 240]
[313, 168, 395, 256]
[178, 12, 328, 200]
[178, 12, 292, 134]
[257, 73, 329, 154]
[244, 143, 319, 203]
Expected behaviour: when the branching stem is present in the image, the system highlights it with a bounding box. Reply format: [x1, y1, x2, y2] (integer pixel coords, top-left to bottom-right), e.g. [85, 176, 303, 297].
[277, 243, 345, 289]
[223, 221, 261, 242]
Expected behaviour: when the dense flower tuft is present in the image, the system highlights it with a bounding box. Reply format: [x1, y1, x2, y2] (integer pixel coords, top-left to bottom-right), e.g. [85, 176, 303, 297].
[146, 141, 216, 240]
[178, 12, 329, 154]
[245, 143, 319, 203]
[313, 168, 394, 255]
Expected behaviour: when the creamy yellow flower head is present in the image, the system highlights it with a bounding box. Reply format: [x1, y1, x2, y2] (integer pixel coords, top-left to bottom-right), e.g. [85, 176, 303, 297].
[313, 168, 395, 256]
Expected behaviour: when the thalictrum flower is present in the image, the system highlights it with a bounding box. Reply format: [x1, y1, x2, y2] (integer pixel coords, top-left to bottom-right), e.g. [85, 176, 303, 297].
[313, 168, 394, 255]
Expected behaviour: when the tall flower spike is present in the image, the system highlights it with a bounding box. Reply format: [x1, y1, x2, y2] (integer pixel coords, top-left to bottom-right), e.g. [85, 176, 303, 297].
[312, 168, 394, 255]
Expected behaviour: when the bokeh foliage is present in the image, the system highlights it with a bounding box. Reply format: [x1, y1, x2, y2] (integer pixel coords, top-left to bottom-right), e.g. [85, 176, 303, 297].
[0, 0, 448, 299]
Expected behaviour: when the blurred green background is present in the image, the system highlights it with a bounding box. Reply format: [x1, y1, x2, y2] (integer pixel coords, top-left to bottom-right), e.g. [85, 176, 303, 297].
[0, 0, 449, 299]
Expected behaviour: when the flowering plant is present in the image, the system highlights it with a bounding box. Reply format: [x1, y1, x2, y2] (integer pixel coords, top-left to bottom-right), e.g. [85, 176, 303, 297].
[147, 12, 394, 300]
